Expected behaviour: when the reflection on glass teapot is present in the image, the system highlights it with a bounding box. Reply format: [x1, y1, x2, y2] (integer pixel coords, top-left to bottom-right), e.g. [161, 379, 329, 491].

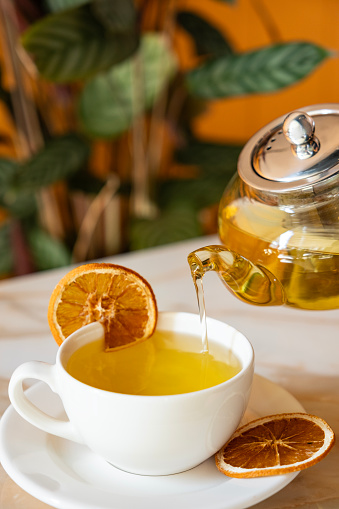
[188, 104, 339, 311]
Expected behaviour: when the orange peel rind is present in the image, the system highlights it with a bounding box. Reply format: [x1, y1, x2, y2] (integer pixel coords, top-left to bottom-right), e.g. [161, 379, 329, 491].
[48, 263, 158, 351]
[215, 412, 335, 478]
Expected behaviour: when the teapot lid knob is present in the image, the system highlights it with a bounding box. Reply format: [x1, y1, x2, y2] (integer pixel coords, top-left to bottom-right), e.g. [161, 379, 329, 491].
[283, 111, 314, 144]
[283, 111, 320, 159]
[237, 103, 339, 193]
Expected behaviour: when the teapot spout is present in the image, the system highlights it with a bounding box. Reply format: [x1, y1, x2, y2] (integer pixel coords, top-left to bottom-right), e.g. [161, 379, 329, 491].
[188, 245, 285, 306]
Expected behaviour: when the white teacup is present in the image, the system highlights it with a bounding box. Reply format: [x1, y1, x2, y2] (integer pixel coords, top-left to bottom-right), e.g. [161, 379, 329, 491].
[8, 311, 254, 475]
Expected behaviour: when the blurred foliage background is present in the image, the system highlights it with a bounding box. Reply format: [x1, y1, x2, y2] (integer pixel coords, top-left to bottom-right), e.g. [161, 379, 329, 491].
[0, 0, 337, 277]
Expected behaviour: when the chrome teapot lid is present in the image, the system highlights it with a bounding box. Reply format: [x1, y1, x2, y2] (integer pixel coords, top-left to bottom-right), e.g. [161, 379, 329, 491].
[238, 104, 339, 193]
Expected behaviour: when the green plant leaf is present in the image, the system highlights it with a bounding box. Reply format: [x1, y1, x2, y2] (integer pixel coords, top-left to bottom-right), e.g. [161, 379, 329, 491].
[175, 140, 241, 175]
[27, 227, 72, 270]
[21, 5, 139, 82]
[158, 142, 241, 212]
[79, 33, 177, 138]
[159, 173, 232, 211]
[0, 222, 13, 276]
[2, 192, 37, 219]
[186, 42, 330, 98]
[0, 136, 89, 218]
[45, 0, 89, 12]
[176, 11, 233, 57]
[15, 134, 90, 190]
[92, 0, 136, 33]
[0, 159, 18, 189]
[129, 204, 202, 250]
[0, 159, 37, 218]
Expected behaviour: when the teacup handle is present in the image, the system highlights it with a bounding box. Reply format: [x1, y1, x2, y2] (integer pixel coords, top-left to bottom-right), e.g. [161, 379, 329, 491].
[8, 361, 84, 444]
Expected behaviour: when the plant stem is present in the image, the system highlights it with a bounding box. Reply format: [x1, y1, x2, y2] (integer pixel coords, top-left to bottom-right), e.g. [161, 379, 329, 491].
[0, 0, 43, 158]
[130, 48, 157, 219]
[72, 175, 120, 262]
[144, 0, 176, 189]
[249, 0, 282, 43]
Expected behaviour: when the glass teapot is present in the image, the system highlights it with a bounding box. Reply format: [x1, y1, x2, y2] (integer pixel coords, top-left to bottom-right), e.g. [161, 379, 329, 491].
[188, 104, 339, 311]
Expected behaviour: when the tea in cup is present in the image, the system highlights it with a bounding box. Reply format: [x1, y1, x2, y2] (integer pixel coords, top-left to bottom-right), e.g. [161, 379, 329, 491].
[8, 311, 254, 475]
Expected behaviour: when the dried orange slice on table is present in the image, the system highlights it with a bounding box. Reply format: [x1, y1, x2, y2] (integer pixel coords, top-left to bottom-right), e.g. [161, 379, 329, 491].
[216, 412, 335, 478]
[48, 263, 158, 350]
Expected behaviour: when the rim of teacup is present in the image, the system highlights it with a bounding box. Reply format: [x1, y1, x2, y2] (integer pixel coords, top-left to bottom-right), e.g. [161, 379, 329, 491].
[56, 311, 254, 399]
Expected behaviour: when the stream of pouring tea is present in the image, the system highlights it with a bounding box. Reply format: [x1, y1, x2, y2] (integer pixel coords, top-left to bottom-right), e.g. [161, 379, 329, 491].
[192, 274, 209, 390]
[190, 268, 242, 391]
[192, 275, 209, 353]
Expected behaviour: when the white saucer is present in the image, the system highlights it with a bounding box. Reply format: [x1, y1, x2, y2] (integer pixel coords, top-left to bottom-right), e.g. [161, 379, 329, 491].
[0, 374, 305, 509]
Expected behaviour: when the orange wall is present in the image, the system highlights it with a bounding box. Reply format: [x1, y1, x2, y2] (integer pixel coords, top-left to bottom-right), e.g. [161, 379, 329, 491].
[177, 0, 339, 143]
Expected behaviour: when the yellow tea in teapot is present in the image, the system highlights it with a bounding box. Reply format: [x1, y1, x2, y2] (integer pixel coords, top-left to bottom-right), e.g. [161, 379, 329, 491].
[219, 200, 339, 310]
[66, 329, 241, 396]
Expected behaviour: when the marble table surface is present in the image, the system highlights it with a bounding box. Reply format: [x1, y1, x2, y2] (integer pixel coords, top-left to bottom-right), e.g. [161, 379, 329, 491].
[0, 235, 338, 509]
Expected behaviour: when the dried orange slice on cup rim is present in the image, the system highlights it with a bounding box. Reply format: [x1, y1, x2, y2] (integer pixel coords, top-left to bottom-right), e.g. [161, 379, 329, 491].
[48, 263, 158, 351]
[215, 412, 335, 478]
